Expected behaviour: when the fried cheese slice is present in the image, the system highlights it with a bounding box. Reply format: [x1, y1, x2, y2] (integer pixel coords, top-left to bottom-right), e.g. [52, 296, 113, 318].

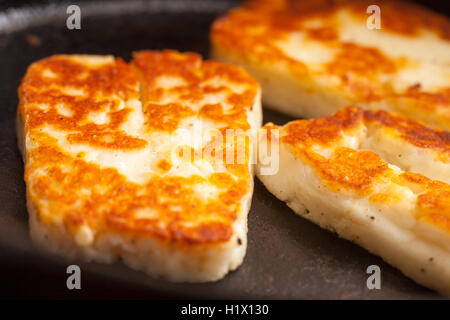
[17, 51, 262, 282]
[211, 0, 450, 130]
[257, 106, 450, 295]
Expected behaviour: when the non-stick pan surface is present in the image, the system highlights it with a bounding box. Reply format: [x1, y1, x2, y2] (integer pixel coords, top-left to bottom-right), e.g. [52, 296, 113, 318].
[0, 0, 445, 299]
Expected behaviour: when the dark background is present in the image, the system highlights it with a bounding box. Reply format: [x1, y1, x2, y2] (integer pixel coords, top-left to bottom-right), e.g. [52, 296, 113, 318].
[0, 0, 449, 15]
[4, 0, 448, 15]
[0, 0, 449, 300]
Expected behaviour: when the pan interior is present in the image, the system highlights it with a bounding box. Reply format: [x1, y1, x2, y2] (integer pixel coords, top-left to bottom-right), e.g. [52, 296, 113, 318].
[0, 0, 441, 299]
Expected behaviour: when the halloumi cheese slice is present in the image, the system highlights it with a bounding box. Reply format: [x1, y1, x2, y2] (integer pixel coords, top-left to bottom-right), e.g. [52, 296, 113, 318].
[17, 50, 262, 282]
[257, 106, 450, 295]
[211, 0, 450, 130]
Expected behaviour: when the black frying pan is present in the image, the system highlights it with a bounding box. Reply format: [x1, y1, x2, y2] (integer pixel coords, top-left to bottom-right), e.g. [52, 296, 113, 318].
[0, 0, 447, 299]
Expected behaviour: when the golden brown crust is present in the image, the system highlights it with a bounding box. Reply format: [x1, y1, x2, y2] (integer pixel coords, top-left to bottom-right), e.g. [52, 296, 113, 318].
[266, 106, 450, 231]
[19, 52, 259, 245]
[19, 56, 145, 150]
[211, 0, 450, 128]
[363, 109, 450, 156]
[212, 0, 450, 62]
[282, 106, 450, 157]
[396, 172, 450, 216]
[282, 105, 364, 146]
[133, 50, 258, 131]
